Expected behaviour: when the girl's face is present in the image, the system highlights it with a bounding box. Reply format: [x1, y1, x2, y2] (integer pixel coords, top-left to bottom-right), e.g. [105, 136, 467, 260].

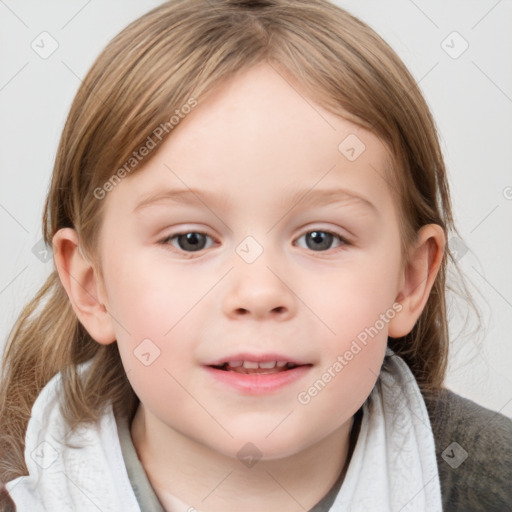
[96, 62, 405, 459]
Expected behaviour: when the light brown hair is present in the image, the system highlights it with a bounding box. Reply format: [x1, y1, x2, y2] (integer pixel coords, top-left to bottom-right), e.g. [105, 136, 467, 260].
[0, 0, 478, 482]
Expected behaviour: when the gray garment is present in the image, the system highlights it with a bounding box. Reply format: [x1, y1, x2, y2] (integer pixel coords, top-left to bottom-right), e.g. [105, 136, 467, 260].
[116, 390, 512, 512]
[116, 415, 167, 512]
[115, 409, 361, 512]
[423, 388, 512, 512]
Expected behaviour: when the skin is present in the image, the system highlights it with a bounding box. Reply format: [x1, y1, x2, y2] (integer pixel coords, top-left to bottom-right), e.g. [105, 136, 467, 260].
[53, 62, 445, 512]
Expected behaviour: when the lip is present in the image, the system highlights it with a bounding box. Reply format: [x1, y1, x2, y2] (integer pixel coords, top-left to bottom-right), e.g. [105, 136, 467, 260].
[203, 364, 312, 394]
[204, 352, 310, 366]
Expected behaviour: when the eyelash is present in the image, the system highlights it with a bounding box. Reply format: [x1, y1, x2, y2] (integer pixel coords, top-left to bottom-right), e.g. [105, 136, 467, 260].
[159, 228, 351, 255]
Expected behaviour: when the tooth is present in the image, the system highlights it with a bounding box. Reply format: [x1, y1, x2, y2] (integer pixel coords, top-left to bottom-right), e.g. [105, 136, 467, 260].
[259, 361, 277, 369]
[243, 361, 259, 369]
[228, 361, 243, 367]
[276, 361, 287, 367]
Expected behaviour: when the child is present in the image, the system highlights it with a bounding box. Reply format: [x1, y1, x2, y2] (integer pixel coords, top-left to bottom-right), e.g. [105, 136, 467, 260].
[1, 0, 511, 511]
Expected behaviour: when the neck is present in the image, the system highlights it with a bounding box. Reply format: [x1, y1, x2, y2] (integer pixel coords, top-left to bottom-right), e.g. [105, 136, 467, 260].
[131, 404, 361, 512]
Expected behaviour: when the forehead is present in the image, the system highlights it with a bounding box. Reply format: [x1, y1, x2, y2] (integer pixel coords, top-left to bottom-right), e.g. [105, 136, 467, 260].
[103, 62, 397, 219]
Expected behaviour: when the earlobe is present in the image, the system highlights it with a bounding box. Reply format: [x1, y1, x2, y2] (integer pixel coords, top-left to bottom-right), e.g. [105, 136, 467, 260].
[388, 224, 445, 338]
[52, 228, 116, 345]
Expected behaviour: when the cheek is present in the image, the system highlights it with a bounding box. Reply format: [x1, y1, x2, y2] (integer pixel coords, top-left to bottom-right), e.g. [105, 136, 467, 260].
[102, 254, 199, 393]
[301, 254, 399, 409]
[314, 257, 401, 344]
[113, 300, 195, 422]
[104, 250, 196, 336]
[298, 289, 390, 430]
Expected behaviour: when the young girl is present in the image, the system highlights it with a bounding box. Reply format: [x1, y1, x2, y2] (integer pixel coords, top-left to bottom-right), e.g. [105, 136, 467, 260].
[1, 1, 510, 511]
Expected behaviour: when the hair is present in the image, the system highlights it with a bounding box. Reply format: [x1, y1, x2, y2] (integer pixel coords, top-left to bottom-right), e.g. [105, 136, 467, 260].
[0, 0, 480, 483]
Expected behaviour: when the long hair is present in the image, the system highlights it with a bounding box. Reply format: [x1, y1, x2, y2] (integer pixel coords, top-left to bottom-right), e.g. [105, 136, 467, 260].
[0, 0, 479, 482]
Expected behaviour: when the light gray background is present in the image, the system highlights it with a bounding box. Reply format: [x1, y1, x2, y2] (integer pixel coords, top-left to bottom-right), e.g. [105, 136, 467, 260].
[1, 0, 511, 418]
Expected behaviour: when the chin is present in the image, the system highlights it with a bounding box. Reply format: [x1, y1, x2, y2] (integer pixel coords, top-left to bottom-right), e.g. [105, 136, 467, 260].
[214, 431, 312, 464]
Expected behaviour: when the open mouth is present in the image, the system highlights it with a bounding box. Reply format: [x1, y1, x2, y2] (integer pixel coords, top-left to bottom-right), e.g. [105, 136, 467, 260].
[204, 359, 313, 393]
[209, 361, 308, 375]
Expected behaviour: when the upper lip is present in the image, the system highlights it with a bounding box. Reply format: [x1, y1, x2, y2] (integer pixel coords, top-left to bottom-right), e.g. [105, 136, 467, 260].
[204, 352, 312, 366]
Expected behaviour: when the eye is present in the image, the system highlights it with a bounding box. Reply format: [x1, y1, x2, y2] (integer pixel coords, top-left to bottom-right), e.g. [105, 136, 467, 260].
[160, 228, 350, 255]
[295, 229, 350, 252]
[160, 231, 216, 253]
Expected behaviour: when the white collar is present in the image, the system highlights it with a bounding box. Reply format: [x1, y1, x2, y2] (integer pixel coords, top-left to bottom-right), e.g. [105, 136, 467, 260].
[7, 348, 442, 512]
[330, 347, 443, 511]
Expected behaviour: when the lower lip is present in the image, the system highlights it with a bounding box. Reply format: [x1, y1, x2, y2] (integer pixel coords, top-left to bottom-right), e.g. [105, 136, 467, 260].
[203, 365, 312, 394]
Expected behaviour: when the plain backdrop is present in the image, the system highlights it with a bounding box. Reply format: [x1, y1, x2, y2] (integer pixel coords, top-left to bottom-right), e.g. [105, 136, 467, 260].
[1, 0, 511, 418]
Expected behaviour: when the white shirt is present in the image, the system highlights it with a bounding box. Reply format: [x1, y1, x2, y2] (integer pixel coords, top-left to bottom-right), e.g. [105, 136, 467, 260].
[6, 348, 442, 511]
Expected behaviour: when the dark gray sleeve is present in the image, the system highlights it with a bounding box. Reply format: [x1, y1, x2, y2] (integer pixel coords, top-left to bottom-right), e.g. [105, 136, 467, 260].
[423, 388, 512, 512]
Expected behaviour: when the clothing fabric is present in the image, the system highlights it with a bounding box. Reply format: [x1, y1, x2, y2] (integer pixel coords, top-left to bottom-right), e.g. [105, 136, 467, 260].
[116, 405, 359, 512]
[4, 348, 512, 511]
[116, 347, 441, 511]
[423, 386, 512, 511]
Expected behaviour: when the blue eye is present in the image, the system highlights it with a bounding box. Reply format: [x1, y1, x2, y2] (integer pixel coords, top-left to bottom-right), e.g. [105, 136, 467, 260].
[295, 230, 350, 252]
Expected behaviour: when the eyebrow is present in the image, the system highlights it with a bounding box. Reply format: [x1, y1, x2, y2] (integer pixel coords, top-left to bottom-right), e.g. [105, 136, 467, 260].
[132, 187, 378, 215]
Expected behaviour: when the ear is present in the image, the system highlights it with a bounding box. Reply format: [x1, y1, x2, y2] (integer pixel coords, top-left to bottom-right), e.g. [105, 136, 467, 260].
[388, 224, 445, 338]
[52, 227, 116, 345]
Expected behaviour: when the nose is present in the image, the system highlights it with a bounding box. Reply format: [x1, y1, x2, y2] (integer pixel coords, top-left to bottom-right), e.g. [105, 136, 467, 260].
[222, 251, 296, 321]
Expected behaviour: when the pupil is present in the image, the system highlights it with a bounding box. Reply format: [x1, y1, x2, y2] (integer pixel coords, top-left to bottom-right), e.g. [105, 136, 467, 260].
[307, 231, 332, 251]
[179, 232, 206, 251]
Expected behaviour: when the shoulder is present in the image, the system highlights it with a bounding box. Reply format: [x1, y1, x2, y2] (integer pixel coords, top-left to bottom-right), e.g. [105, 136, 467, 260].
[423, 388, 512, 512]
